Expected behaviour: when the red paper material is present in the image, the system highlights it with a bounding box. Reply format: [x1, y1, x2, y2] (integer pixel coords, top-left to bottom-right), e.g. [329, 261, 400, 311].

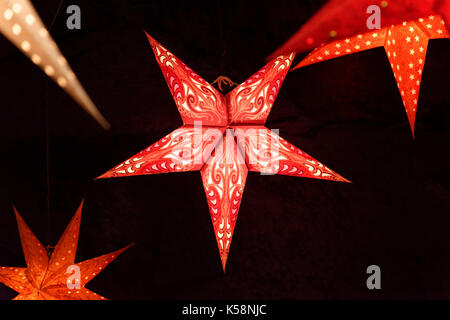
[293, 15, 449, 135]
[98, 33, 350, 271]
[0, 201, 131, 300]
[270, 0, 449, 58]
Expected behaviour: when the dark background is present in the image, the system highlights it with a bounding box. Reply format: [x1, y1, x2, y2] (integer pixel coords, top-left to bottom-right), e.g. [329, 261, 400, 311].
[0, 0, 449, 299]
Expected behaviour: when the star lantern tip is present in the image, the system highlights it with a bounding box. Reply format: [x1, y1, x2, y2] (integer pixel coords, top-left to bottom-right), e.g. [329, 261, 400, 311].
[12, 203, 20, 219]
[144, 31, 228, 127]
[95, 171, 113, 180]
[221, 255, 228, 273]
[409, 117, 416, 139]
[200, 133, 248, 273]
[144, 30, 157, 46]
[226, 52, 296, 125]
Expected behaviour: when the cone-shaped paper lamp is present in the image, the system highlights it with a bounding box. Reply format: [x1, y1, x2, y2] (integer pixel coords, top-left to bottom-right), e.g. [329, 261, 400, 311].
[0, 0, 110, 129]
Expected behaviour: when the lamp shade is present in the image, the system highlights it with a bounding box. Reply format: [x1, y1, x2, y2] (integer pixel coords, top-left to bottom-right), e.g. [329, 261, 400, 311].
[97, 33, 350, 272]
[0, 200, 132, 300]
[0, 0, 110, 129]
[292, 15, 449, 136]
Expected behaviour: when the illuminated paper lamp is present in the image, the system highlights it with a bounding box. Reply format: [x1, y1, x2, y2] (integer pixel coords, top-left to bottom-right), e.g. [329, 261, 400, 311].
[0, 200, 132, 300]
[0, 0, 110, 129]
[97, 33, 350, 272]
[270, 0, 450, 58]
[440, 0, 450, 23]
[292, 15, 449, 135]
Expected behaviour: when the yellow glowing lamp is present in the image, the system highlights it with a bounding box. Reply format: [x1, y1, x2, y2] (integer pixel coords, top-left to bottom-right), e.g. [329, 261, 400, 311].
[0, 0, 110, 129]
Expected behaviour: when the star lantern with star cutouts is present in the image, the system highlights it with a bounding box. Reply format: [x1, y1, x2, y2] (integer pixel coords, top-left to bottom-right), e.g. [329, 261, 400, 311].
[97, 32, 350, 272]
[270, 0, 450, 58]
[0, 0, 109, 129]
[0, 200, 132, 300]
[291, 15, 449, 136]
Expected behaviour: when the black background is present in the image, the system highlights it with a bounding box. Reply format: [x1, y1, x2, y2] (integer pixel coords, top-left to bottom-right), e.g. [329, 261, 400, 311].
[0, 0, 449, 300]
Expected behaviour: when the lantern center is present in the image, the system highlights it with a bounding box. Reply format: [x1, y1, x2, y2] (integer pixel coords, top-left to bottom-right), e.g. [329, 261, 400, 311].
[212, 75, 237, 92]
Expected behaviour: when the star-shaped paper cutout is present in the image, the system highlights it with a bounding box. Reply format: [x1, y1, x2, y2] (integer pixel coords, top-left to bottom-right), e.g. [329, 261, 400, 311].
[97, 33, 349, 271]
[0, 0, 109, 128]
[292, 15, 449, 136]
[269, 0, 449, 58]
[0, 200, 132, 300]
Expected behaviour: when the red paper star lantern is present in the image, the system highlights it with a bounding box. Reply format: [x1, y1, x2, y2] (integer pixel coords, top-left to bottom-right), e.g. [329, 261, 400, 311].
[0, 201, 132, 300]
[97, 33, 350, 271]
[270, 0, 450, 58]
[292, 15, 449, 135]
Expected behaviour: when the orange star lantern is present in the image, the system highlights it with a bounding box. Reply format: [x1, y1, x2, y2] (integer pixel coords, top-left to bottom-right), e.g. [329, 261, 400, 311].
[0, 201, 131, 300]
[293, 15, 449, 136]
[97, 33, 350, 272]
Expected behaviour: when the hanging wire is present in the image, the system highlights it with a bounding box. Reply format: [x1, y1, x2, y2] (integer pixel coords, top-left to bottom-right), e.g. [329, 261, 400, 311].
[212, 0, 238, 93]
[216, 0, 225, 74]
[44, 0, 65, 255]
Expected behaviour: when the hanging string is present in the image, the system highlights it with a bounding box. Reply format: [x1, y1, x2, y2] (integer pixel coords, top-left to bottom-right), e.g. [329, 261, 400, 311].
[212, 0, 237, 93]
[49, 0, 65, 29]
[44, 0, 65, 256]
[216, 0, 225, 74]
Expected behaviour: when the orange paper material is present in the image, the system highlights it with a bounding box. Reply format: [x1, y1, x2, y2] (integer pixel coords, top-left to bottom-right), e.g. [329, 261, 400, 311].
[0, 201, 132, 300]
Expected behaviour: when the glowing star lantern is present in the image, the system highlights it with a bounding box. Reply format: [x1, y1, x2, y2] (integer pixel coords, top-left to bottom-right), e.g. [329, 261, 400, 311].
[0, 201, 131, 300]
[270, 0, 450, 58]
[0, 0, 110, 129]
[292, 15, 449, 135]
[97, 33, 350, 272]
